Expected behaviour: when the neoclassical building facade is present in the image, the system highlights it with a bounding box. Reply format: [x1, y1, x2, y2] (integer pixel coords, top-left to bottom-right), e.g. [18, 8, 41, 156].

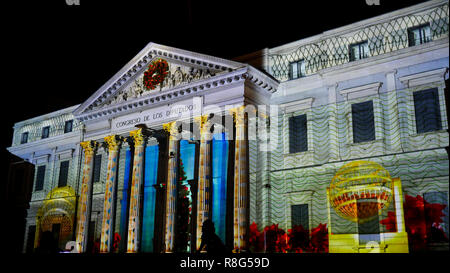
[8, 0, 449, 253]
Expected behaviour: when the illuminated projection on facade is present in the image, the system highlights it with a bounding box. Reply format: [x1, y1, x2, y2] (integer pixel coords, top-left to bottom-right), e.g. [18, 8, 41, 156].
[8, 0, 449, 253]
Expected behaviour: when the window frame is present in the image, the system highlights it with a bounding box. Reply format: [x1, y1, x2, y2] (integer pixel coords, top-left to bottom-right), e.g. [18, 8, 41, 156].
[35, 165, 46, 191]
[286, 191, 313, 232]
[58, 160, 70, 187]
[351, 100, 376, 144]
[402, 84, 447, 137]
[64, 120, 73, 133]
[284, 109, 314, 156]
[349, 40, 369, 62]
[41, 126, 50, 139]
[408, 23, 432, 47]
[289, 114, 308, 153]
[413, 88, 443, 134]
[291, 204, 310, 231]
[92, 154, 102, 183]
[21, 132, 29, 144]
[288, 59, 306, 80]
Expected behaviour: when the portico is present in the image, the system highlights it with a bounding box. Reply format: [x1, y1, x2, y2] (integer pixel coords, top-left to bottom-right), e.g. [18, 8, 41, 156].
[72, 43, 278, 253]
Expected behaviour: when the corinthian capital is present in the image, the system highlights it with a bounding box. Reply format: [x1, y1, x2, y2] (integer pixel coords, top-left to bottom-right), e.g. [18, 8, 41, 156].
[80, 140, 98, 156]
[129, 129, 146, 146]
[162, 121, 179, 136]
[104, 135, 123, 151]
[228, 106, 246, 125]
[193, 114, 211, 135]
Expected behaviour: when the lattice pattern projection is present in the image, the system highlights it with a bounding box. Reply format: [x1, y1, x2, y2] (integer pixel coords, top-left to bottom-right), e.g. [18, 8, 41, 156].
[249, 84, 449, 236]
[13, 113, 83, 146]
[269, 3, 449, 81]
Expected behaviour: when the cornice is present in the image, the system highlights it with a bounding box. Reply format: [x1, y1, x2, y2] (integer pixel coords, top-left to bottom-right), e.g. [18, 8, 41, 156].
[13, 104, 80, 129]
[7, 131, 82, 156]
[399, 67, 449, 88]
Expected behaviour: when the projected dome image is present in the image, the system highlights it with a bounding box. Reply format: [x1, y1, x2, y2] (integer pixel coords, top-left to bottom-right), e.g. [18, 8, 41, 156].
[329, 161, 394, 223]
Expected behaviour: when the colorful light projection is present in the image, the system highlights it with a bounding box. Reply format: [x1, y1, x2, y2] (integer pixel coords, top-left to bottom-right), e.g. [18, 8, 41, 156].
[36, 186, 77, 250]
[118, 149, 132, 252]
[176, 139, 195, 253]
[327, 161, 409, 253]
[141, 145, 159, 252]
[329, 160, 393, 223]
[211, 132, 228, 243]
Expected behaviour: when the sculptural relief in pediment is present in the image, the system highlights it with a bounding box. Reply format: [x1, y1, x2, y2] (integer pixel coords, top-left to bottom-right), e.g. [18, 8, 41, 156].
[95, 60, 222, 110]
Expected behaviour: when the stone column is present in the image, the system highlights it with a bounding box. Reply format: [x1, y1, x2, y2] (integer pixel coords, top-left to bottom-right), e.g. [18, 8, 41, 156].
[100, 135, 123, 253]
[162, 121, 179, 253]
[229, 106, 248, 251]
[75, 140, 98, 253]
[194, 115, 212, 250]
[127, 129, 147, 253]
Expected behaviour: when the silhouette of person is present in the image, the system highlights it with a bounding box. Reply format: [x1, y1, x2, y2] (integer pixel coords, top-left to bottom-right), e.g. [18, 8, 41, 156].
[197, 219, 228, 254]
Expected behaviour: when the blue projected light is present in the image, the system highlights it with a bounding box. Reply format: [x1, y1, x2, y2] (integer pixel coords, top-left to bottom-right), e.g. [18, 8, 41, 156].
[180, 140, 195, 181]
[141, 145, 159, 252]
[119, 149, 132, 251]
[212, 132, 228, 243]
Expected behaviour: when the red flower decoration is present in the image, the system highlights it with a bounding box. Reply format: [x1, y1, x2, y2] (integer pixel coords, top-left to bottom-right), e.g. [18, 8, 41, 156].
[380, 194, 448, 251]
[143, 59, 169, 90]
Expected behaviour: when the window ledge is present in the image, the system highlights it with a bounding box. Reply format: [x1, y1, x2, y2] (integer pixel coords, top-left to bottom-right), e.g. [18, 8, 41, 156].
[409, 129, 447, 137]
[283, 149, 314, 157]
[339, 82, 382, 100]
[347, 138, 384, 147]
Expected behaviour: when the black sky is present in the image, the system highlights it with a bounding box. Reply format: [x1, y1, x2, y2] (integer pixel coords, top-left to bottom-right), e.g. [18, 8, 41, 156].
[2, 0, 429, 154]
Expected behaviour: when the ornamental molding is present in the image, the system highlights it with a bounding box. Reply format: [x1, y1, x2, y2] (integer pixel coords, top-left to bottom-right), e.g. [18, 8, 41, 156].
[279, 97, 315, 113]
[73, 43, 278, 123]
[399, 67, 448, 88]
[339, 82, 382, 100]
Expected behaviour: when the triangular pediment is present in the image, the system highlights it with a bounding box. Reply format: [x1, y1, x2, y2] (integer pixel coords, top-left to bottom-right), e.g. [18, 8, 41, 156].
[73, 42, 279, 122]
[73, 43, 246, 116]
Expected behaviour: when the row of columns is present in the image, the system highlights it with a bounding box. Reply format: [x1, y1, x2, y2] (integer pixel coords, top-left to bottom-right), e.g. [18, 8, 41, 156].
[75, 107, 249, 253]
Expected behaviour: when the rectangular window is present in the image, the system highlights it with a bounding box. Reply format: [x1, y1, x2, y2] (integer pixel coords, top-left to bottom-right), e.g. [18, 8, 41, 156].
[58, 161, 70, 187]
[64, 120, 73, 133]
[352, 101, 375, 143]
[289, 60, 306, 80]
[291, 204, 309, 230]
[21, 132, 29, 144]
[93, 154, 102, 183]
[349, 41, 369, 61]
[41, 126, 50, 139]
[35, 165, 46, 191]
[413, 88, 442, 134]
[289, 114, 308, 153]
[408, 24, 432, 47]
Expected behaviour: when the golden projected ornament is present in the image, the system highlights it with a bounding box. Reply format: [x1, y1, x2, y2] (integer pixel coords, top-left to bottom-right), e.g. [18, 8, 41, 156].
[329, 160, 393, 223]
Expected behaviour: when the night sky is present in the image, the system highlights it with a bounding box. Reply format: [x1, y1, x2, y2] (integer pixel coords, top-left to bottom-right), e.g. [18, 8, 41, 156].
[2, 0, 429, 159]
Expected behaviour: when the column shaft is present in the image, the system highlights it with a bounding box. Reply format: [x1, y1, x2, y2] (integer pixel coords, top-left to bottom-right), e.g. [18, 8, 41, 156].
[100, 135, 122, 253]
[163, 121, 179, 253]
[75, 140, 97, 253]
[195, 115, 212, 250]
[230, 106, 248, 251]
[127, 129, 146, 253]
